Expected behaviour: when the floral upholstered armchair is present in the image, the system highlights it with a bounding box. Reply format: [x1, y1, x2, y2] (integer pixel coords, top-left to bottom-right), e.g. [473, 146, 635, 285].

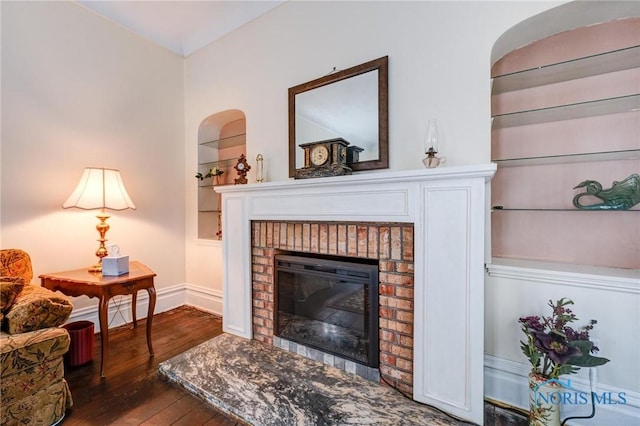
[0, 249, 74, 425]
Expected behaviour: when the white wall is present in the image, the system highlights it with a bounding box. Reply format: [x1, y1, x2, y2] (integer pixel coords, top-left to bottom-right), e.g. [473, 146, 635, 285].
[485, 266, 639, 416]
[1, 1, 186, 311]
[184, 1, 562, 178]
[182, 0, 561, 300]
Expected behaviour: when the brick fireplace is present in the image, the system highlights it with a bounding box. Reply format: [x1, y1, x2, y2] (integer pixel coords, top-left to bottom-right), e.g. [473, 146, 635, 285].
[216, 165, 495, 423]
[251, 220, 415, 395]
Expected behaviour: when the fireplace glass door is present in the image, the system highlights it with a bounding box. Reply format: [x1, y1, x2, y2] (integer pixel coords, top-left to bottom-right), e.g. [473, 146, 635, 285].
[275, 254, 379, 367]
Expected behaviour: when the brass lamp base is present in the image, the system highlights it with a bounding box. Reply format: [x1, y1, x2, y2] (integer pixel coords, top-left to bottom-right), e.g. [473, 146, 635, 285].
[89, 210, 110, 273]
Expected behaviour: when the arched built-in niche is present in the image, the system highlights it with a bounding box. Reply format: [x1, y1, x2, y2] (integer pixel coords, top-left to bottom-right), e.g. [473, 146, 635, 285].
[484, 5, 640, 422]
[490, 12, 639, 269]
[197, 109, 246, 240]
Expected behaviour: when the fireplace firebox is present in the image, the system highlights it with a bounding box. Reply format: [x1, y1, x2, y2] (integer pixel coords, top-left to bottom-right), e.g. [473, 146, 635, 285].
[274, 254, 379, 368]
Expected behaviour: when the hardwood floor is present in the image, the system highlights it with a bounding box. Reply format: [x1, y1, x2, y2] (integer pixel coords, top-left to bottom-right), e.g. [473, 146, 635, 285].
[63, 306, 244, 425]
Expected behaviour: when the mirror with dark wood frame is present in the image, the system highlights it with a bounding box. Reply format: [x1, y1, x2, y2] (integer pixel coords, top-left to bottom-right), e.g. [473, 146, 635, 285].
[288, 56, 389, 177]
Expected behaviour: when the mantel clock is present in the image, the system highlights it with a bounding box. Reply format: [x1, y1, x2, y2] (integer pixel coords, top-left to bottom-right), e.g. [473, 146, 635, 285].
[295, 138, 353, 179]
[234, 154, 251, 184]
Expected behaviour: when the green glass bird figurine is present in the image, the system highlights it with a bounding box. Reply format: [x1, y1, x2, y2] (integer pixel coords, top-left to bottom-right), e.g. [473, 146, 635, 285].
[573, 174, 640, 210]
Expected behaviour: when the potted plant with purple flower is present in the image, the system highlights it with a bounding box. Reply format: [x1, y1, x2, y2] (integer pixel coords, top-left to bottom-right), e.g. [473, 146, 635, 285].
[519, 298, 610, 426]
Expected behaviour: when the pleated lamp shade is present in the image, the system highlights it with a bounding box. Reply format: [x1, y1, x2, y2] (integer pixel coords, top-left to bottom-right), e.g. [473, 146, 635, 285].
[63, 168, 136, 211]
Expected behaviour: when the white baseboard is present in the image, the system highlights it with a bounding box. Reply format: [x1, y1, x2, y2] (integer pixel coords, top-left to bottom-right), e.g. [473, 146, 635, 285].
[184, 283, 223, 316]
[485, 355, 640, 426]
[67, 283, 222, 332]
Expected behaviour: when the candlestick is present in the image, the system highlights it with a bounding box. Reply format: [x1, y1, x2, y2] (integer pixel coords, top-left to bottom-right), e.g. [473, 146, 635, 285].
[256, 154, 264, 183]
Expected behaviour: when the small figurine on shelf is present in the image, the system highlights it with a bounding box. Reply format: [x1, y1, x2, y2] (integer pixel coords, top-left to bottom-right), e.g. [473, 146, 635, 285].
[572, 173, 640, 210]
[195, 167, 224, 185]
[234, 154, 251, 185]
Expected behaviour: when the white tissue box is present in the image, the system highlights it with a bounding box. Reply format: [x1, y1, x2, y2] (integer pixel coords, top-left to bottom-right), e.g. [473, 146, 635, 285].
[102, 255, 129, 276]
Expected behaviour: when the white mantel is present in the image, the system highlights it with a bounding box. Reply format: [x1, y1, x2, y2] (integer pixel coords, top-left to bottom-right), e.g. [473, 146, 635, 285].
[216, 164, 496, 424]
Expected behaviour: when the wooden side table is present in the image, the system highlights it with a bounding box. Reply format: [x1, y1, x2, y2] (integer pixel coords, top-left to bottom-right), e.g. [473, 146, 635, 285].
[40, 261, 156, 378]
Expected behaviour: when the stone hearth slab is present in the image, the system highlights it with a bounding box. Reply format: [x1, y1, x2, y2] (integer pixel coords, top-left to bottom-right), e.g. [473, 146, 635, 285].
[158, 333, 469, 425]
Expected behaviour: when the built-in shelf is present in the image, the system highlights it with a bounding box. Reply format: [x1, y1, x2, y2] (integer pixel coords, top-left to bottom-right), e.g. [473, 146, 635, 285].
[200, 133, 246, 150]
[197, 157, 239, 188]
[491, 24, 640, 271]
[492, 94, 640, 129]
[199, 157, 240, 167]
[197, 116, 246, 240]
[492, 45, 640, 94]
[198, 184, 224, 189]
[492, 149, 640, 166]
[486, 257, 640, 284]
[198, 182, 230, 189]
[492, 207, 640, 212]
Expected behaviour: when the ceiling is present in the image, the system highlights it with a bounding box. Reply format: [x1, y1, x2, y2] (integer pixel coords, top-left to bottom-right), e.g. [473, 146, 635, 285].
[77, 1, 286, 57]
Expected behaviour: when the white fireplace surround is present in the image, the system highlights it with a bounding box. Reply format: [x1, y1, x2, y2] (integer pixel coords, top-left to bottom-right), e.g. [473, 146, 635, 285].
[216, 164, 496, 424]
